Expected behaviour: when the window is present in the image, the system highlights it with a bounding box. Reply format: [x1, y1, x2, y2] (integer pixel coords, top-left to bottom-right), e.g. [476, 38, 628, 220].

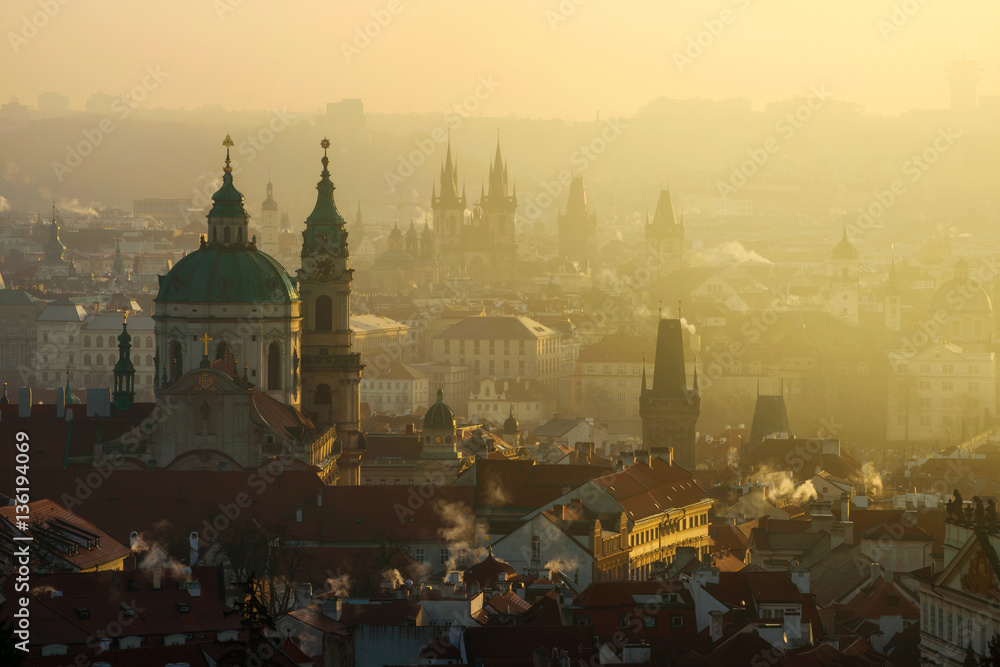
[414, 547, 425, 562]
[532, 536, 541, 560]
[943, 381, 954, 391]
[440, 548, 450, 565]
[671, 616, 684, 629]
[644, 616, 656, 628]
[315, 295, 333, 332]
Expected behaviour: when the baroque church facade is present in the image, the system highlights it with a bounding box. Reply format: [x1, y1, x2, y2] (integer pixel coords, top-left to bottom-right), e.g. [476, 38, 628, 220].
[98, 137, 363, 484]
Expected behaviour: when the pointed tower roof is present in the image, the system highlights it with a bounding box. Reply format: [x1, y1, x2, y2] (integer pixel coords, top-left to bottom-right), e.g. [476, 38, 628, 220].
[111, 237, 125, 276]
[488, 134, 509, 199]
[647, 189, 681, 239]
[64, 371, 81, 405]
[302, 137, 348, 257]
[262, 174, 278, 211]
[207, 134, 249, 220]
[647, 319, 692, 401]
[439, 135, 460, 203]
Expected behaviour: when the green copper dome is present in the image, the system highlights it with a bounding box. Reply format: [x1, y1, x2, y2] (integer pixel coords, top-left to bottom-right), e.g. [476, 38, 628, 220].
[423, 387, 456, 431]
[155, 136, 299, 306]
[156, 247, 299, 304]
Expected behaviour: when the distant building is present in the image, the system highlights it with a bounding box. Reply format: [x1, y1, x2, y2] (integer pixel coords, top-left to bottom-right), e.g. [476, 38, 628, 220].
[431, 138, 518, 287]
[433, 316, 562, 396]
[133, 198, 193, 227]
[573, 330, 654, 438]
[361, 361, 428, 416]
[37, 91, 70, 114]
[557, 177, 596, 266]
[646, 189, 684, 276]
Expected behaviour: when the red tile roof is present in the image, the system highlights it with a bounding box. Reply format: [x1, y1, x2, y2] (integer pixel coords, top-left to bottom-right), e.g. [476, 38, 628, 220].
[0, 498, 131, 571]
[595, 458, 710, 521]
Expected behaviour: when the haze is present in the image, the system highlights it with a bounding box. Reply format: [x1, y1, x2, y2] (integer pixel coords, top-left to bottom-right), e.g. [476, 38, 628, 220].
[3, 0, 999, 118]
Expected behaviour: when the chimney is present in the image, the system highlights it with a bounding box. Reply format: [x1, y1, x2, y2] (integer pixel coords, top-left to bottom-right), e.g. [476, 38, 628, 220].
[86, 388, 111, 417]
[790, 567, 810, 595]
[18, 388, 31, 418]
[884, 569, 894, 585]
[321, 597, 343, 621]
[710, 610, 724, 643]
[295, 583, 313, 609]
[152, 566, 162, 590]
[187, 580, 202, 598]
[317, 488, 323, 508]
[809, 501, 834, 534]
[840, 493, 850, 523]
[783, 611, 803, 646]
[189, 531, 199, 568]
[693, 567, 720, 587]
[296, 504, 303, 523]
[870, 563, 881, 586]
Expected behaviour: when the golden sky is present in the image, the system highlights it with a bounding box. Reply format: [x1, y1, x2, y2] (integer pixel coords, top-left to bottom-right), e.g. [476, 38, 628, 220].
[3, 0, 997, 118]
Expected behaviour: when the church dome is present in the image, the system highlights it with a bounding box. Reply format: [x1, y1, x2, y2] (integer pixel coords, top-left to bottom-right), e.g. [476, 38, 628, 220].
[503, 406, 519, 434]
[156, 248, 298, 304]
[423, 388, 455, 431]
[832, 230, 858, 260]
[929, 260, 992, 314]
[155, 136, 299, 306]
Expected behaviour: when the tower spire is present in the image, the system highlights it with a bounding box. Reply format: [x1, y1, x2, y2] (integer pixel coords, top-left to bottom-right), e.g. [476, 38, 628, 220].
[112, 313, 135, 411]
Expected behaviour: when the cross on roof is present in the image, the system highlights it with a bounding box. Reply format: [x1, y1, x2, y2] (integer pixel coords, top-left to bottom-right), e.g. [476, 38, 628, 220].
[222, 134, 234, 149]
[200, 332, 213, 356]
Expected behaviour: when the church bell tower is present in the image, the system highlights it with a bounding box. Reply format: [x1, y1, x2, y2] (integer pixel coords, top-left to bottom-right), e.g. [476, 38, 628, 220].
[297, 138, 364, 485]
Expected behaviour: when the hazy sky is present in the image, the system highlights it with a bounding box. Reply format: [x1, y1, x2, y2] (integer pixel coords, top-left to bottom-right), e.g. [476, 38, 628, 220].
[3, 0, 998, 119]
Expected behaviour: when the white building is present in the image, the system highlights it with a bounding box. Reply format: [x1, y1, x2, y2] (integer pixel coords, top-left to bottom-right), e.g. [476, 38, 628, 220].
[887, 341, 995, 443]
[361, 361, 428, 416]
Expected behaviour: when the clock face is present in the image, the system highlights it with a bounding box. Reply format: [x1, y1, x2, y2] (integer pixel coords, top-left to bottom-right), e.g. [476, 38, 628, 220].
[315, 258, 334, 279]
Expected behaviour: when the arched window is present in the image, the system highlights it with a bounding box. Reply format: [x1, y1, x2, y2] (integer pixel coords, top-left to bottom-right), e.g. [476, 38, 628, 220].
[97, 337, 104, 348]
[315, 384, 332, 407]
[145, 355, 152, 367]
[84, 336, 91, 348]
[108, 336, 115, 348]
[267, 342, 282, 391]
[316, 295, 333, 332]
[170, 341, 183, 382]
[224, 227, 231, 244]
[216, 342, 235, 367]
[95, 354, 103, 367]
[84, 354, 91, 367]
[213, 227, 218, 243]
